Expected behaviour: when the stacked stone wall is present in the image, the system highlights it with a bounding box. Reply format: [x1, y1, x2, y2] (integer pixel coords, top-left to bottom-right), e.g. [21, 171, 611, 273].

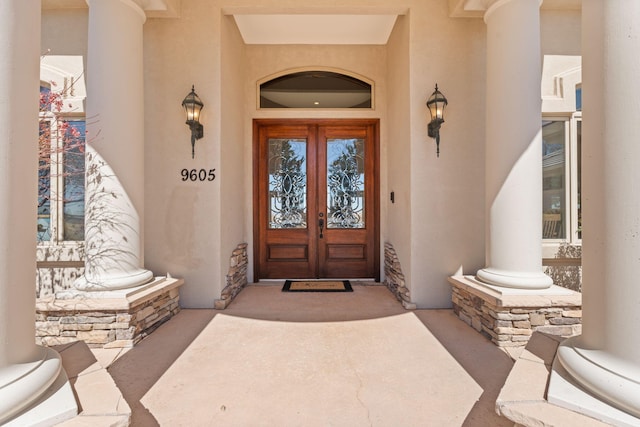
[450, 279, 581, 348]
[384, 242, 415, 309]
[215, 243, 248, 309]
[36, 279, 182, 348]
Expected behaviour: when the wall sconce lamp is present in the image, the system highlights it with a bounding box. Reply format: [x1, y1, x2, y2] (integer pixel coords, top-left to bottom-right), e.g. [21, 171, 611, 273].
[182, 85, 204, 159]
[426, 84, 447, 157]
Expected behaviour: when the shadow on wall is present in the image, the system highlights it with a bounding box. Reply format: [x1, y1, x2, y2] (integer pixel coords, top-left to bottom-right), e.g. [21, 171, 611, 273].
[544, 243, 581, 292]
[76, 148, 151, 290]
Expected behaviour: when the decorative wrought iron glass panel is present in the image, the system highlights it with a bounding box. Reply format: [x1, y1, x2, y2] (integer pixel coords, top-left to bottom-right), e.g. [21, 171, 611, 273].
[327, 138, 365, 228]
[269, 138, 307, 228]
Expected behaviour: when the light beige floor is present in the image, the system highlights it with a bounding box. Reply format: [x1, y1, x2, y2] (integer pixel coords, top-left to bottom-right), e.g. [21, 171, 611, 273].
[60, 284, 515, 426]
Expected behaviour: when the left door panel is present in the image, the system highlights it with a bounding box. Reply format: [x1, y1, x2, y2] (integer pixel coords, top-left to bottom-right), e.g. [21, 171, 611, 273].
[255, 123, 318, 278]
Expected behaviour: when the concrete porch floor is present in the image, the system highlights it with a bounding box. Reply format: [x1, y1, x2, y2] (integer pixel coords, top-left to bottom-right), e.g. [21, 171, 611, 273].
[54, 283, 518, 426]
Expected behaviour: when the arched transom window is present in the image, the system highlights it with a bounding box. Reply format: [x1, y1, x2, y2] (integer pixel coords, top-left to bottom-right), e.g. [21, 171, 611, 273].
[259, 71, 372, 109]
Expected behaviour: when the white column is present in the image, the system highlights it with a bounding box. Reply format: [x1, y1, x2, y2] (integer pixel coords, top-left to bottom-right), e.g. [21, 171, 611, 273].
[553, 0, 640, 418]
[0, 1, 76, 424]
[75, 0, 153, 290]
[476, 0, 552, 289]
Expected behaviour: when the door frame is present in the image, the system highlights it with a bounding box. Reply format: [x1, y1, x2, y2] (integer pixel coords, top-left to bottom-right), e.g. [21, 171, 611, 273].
[252, 118, 380, 281]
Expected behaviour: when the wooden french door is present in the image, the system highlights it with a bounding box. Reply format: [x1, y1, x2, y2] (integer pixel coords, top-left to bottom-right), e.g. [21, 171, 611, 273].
[253, 119, 379, 280]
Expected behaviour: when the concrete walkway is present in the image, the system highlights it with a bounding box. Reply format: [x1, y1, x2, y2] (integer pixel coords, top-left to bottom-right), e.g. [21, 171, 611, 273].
[56, 284, 515, 426]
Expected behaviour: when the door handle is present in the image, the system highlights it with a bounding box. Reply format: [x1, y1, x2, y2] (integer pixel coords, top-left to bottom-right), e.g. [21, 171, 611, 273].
[318, 214, 324, 239]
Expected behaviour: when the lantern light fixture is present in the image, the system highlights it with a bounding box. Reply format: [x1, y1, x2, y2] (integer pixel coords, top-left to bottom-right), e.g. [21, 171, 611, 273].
[426, 83, 447, 157]
[182, 85, 204, 159]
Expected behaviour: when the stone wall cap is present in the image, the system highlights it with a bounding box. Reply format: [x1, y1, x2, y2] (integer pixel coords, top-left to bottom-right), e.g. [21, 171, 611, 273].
[448, 275, 582, 308]
[37, 277, 185, 311]
[127, 277, 184, 306]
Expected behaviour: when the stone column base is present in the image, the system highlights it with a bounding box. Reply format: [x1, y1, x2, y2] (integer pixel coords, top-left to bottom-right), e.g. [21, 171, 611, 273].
[448, 275, 582, 348]
[36, 276, 184, 348]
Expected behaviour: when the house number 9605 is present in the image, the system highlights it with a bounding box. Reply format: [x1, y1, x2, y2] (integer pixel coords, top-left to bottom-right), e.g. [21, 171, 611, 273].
[181, 168, 216, 182]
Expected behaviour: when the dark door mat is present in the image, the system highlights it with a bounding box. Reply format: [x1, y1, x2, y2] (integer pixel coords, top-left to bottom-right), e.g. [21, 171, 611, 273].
[282, 280, 353, 292]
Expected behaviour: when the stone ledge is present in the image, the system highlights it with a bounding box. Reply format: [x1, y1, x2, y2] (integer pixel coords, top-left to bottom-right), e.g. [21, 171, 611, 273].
[36, 277, 184, 348]
[55, 342, 131, 427]
[39, 276, 184, 311]
[496, 332, 613, 427]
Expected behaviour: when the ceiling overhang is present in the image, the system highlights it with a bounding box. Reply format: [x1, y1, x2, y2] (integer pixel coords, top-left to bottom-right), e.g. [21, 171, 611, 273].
[448, 0, 581, 18]
[42, 0, 180, 18]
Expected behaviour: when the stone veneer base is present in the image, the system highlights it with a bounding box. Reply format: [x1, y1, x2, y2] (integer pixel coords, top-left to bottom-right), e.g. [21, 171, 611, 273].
[36, 276, 184, 348]
[384, 242, 416, 310]
[215, 243, 248, 310]
[448, 275, 582, 348]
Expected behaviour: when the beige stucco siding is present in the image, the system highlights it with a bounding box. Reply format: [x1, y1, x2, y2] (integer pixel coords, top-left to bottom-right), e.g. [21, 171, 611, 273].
[40, 1, 581, 309]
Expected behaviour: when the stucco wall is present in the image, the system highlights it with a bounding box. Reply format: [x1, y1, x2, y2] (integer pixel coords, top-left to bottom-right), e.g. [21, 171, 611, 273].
[40, 2, 582, 309]
[144, 2, 222, 308]
[220, 14, 247, 295]
[41, 8, 88, 57]
[541, 10, 581, 114]
[243, 43, 388, 281]
[235, 1, 487, 309]
[541, 9, 581, 56]
[386, 14, 412, 298]
[40, 1, 488, 309]
[407, 5, 486, 308]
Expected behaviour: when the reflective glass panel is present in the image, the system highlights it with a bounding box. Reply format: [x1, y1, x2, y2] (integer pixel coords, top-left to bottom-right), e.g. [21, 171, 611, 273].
[327, 138, 365, 229]
[542, 121, 566, 239]
[63, 120, 85, 241]
[269, 138, 307, 228]
[577, 120, 582, 239]
[40, 85, 52, 112]
[38, 121, 51, 242]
